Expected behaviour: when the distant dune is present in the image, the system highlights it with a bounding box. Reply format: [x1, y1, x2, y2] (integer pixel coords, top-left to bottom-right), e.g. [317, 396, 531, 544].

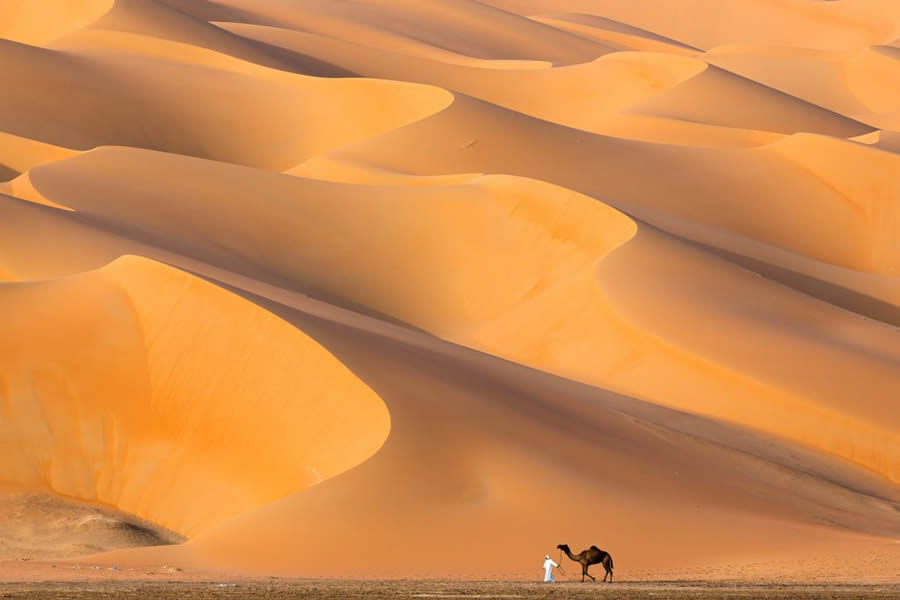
[1, 0, 899, 583]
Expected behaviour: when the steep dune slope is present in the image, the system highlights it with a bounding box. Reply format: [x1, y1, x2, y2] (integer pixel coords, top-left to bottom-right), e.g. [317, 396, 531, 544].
[0, 256, 389, 536]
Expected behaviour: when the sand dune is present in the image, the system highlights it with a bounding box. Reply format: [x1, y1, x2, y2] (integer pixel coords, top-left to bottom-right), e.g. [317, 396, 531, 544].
[0, 256, 389, 536]
[0, 34, 449, 170]
[2, 0, 900, 584]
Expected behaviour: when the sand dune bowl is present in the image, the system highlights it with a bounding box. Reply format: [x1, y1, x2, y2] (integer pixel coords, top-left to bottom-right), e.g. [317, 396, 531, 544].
[1, 0, 900, 595]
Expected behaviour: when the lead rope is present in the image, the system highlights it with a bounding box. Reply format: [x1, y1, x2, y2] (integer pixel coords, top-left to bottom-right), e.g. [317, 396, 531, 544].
[557, 549, 567, 576]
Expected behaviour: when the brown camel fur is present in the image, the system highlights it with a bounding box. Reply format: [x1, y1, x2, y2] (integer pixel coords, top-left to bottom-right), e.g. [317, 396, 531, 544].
[557, 544, 614, 582]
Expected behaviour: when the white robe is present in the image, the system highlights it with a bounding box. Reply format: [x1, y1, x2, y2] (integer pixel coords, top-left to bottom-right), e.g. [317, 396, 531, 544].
[543, 557, 558, 582]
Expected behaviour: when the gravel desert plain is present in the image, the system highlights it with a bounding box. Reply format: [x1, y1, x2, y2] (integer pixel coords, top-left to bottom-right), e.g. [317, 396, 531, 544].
[1, 0, 900, 598]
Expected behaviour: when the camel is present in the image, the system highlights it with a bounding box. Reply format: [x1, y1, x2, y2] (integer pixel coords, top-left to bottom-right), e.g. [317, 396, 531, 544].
[557, 544, 614, 583]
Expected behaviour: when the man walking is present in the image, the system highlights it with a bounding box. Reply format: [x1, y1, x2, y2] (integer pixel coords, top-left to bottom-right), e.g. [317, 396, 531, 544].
[543, 554, 559, 582]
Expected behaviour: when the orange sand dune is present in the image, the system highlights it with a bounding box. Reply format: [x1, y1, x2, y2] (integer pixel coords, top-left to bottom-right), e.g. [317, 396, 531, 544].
[0, 35, 449, 170]
[0, 256, 388, 537]
[2, 0, 900, 583]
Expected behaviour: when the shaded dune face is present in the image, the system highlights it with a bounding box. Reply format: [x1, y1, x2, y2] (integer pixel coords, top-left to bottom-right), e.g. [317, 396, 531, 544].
[0, 257, 390, 537]
[2, 0, 900, 582]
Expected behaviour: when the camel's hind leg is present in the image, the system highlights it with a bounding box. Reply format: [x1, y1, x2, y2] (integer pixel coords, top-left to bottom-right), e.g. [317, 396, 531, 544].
[603, 557, 613, 583]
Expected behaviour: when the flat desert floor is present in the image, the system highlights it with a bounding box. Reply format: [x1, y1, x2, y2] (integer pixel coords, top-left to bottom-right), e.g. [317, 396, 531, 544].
[2, 580, 900, 600]
[2, 0, 900, 588]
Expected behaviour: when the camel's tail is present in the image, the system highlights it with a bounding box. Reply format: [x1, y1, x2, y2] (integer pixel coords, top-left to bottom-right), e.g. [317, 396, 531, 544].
[608, 555, 614, 571]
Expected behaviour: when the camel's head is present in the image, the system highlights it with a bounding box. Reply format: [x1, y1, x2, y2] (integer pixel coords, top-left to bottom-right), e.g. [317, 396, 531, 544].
[556, 544, 569, 552]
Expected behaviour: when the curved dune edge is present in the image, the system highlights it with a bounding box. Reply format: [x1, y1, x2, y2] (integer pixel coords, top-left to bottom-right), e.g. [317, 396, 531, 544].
[4, 171, 74, 211]
[0, 133, 77, 181]
[0, 255, 390, 537]
[0, 0, 114, 46]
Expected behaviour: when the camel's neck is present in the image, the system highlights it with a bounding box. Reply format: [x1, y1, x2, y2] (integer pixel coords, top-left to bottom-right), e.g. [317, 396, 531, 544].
[562, 548, 580, 562]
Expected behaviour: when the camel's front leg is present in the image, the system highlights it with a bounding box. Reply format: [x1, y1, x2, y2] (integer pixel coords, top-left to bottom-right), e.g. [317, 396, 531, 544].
[585, 567, 596, 582]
